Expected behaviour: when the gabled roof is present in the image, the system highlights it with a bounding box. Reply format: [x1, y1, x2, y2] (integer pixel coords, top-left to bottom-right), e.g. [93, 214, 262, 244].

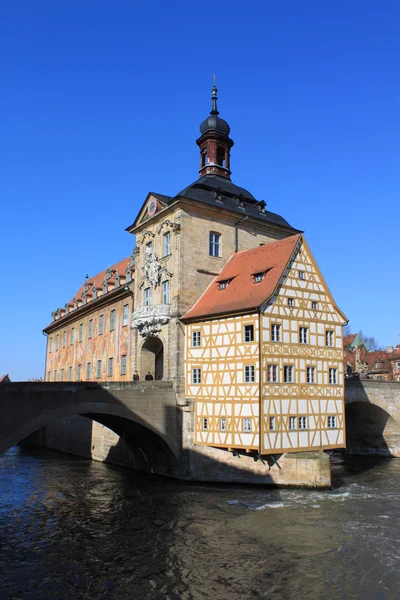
[0, 374, 10, 383]
[182, 234, 302, 321]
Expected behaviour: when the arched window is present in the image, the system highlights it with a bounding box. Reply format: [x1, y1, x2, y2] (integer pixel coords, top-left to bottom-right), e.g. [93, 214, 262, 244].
[216, 147, 225, 168]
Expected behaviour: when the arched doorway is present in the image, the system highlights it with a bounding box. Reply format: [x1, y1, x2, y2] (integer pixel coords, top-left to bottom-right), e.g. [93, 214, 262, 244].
[141, 337, 164, 380]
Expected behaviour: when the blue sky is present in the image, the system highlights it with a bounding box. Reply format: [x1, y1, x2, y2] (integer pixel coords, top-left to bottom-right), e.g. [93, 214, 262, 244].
[1, 1, 399, 380]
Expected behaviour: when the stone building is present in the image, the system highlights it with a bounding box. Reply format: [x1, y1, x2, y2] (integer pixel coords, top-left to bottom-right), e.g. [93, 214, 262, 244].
[41, 86, 347, 483]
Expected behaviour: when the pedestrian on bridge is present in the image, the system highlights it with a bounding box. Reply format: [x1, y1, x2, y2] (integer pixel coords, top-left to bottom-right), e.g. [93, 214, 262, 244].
[133, 371, 139, 382]
[145, 372, 154, 381]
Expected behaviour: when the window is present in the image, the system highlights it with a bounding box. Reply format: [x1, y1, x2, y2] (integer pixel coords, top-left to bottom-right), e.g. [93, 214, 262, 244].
[71, 328, 75, 344]
[78, 323, 83, 342]
[56, 334, 59, 351]
[144, 288, 151, 306]
[298, 271, 305, 280]
[327, 416, 337, 429]
[68, 366, 72, 382]
[108, 357, 114, 377]
[163, 232, 171, 256]
[288, 298, 294, 306]
[289, 416, 297, 430]
[47, 371, 51, 381]
[54, 370, 57, 381]
[121, 355, 127, 375]
[268, 365, 278, 382]
[299, 327, 308, 344]
[307, 366, 316, 383]
[201, 148, 208, 167]
[244, 325, 254, 343]
[244, 365, 255, 383]
[62, 331, 66, 348]
[110, 310, 116, 331]
[99, 314, 104, 335]
[299, 416, 307, 430]
[375, 361, 381, 369]
[220, 417, 227, 432]
[254, 272, 264, 283]
[86, 362, 91, 380]
[209, 232, 221, 257]
[49, 338, 53, 352]
[146, 241, 153, 258]
[76, 365, 81, 381]
[243, 418, 252, 432]
[329, 368, 338, 384]
[269, 416, 275, 430]
[284, 365, 294, 383]
[86, 319, 92, 338]
[202, 418, 208, 430]
[216, 146, 226, 167]
[96, 360, 102, 378]
[271, 324, 281, 342]
[61, 368, 64, 381]
[192, 368, 201, 384]
[192, 331, 201, 347]
[123, 304, 129, 327]
[397, 362, 400, 369]
[218, 280, 230, 290]
[326, 330, 334, 347]
[311, 301, 318, 310]
[162, 280, 170, 304]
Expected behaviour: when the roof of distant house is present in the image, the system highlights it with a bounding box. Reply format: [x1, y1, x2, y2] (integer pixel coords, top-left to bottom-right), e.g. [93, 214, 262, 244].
[0, 374, 10, 383]
[183, 234, 305, 321]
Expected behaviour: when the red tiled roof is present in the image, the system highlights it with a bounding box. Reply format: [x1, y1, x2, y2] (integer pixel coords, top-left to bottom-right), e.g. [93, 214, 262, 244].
[71, 257, 132, 304]
[183, 234, 302, 321]
[0, 374, 10, 383]
[344, 334, 357, 347]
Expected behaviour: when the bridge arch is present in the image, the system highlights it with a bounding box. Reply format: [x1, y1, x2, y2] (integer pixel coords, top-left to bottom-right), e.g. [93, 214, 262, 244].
[0, 382, 179, 473]
[345, 380, 400, 457]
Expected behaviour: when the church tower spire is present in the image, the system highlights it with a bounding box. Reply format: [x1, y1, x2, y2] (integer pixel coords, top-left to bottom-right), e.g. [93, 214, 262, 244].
[196, 85, 234, 179]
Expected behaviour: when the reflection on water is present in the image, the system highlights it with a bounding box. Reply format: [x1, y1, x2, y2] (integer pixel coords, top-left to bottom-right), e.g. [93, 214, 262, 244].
[0, 447, 399, 599]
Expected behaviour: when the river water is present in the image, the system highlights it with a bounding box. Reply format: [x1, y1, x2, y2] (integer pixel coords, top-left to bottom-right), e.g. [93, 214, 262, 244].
[0, 447, 399, 600]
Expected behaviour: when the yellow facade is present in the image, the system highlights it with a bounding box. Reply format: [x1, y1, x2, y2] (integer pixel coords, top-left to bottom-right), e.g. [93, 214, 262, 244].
[185, 238, 346, 455]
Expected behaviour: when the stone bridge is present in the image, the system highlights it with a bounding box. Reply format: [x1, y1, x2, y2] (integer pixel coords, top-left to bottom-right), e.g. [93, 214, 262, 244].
[345, 379, 400, 457]
[0, 381, 181, 475]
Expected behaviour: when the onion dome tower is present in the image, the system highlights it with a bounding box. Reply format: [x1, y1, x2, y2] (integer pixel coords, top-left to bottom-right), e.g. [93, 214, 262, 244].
[196, 85, 234, 179]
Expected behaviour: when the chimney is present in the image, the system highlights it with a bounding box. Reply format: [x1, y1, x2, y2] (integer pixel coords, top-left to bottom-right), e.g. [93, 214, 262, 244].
[386, 346, 394, 353]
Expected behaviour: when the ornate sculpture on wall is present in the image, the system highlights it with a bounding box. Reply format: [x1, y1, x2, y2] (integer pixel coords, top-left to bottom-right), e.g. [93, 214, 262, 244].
[132, 304, 171, 339]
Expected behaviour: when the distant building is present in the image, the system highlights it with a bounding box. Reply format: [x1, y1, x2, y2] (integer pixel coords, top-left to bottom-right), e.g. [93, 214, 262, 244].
[0, 374, 11, 383]
[344, 334, 400, 381]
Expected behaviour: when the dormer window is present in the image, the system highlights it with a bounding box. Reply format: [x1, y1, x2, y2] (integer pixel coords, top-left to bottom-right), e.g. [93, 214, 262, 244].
[92, 286, 97, 299]
[114, 271, 120, 289]
[253, 272, 265, 284]
[125, 268, 132, 283]
[375, 362, 381, 368]
[102, 279, 108, 294]
[219, 280, 230, 290]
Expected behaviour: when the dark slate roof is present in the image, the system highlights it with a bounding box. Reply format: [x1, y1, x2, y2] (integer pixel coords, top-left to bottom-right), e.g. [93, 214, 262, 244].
[173, 175, 299, 231]
[152, 192, 172, 204]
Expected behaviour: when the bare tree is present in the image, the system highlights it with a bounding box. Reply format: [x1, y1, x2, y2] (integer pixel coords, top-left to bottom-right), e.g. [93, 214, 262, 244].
[358, 330, 383, 352]
[342, 323, 352, 338]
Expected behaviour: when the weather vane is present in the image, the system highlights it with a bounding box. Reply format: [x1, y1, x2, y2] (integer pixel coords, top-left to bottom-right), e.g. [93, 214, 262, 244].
[212, 74, 216, 85]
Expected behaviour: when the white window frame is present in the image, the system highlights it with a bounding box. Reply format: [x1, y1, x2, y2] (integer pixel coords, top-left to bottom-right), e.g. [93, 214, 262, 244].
[284, 365, 294, 383]
[108, 357, 113, 377]
[311, 301, 318, 310]
[329, 368, 338, 384]
[202, 418, 208, 430]
[269, 416, 275, 430]
[299, 416, 307, 430]
[163, 231, 171, 256]
[298, 271, 305, 280]
[209, 231, 221, 257]
[192, 368, 201, 384]
[326, 330, 334, 347]
[271, 324, 281, 342]
[96, 360, 102, 378]
[244, 325, 254, 343]
[289, 416, 297, 430]
[123, 304, 129, 327]
[244, 365, 255, 383]
[307, 366, 316, 384]
[268, 364, 278, 383]
[76, 365, 81, 381]
[220, 417, 227, 432]
[144, 287, 151, 306]
[110, 309, 116, 331]
[288, 298, 294, 306]
[192, 331, 201, 347]
[70, 328, 75, 344]
[88, 319, 93, 339]
[327, 415, 337, 429]
[121, 355, 127, 375]
[243, 418, 252, 432]
[299, 327, 308, 344]
[162, 280, 170, 304]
